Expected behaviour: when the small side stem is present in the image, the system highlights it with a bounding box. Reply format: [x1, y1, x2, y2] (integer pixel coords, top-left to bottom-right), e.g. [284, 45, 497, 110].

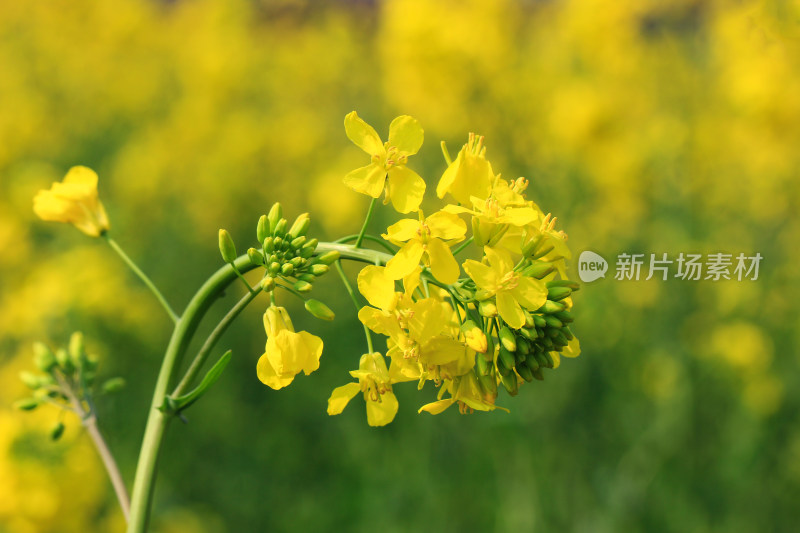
[354, 197, 378, 248]
[104, 235, 179, 324]
[452, 236, 474, 256]
[334, 259, 373, 353]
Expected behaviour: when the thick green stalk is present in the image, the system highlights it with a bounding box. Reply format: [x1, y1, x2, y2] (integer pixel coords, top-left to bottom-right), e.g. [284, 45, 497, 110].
[127, 243, 391, 533]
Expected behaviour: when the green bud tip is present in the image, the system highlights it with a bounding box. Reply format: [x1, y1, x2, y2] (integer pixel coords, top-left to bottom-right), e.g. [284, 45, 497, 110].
[288, 213, 311, 239]
[260, 276, 276, 291]
[317, 250, 340, 265]
[33, 342, 57, 372]
[304, 299, 335, 321]
[273, 218, 287, 237]
[14, 398, 39, 411]
[51, 422, 65, 441]
[294, 280, 313, 293]
[218, 229, 237, 263]
[247, 248, 264, 266]
[499, 326, 517, 352]
[281, 263, 295, 276]
[257, 215, 269, 243]
[267, 202, 283, 233]
[309, 264, 329, 276]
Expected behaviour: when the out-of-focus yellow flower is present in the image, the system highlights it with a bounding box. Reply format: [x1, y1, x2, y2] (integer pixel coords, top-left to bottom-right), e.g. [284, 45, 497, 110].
[32, 166, 110, 237]
[327, 352, 399, 426]
[383, 210, 466, 284]
[464, 247, 547, 329]
[343, 111, 426, 214]
[256, 305, 323, 390]
[436, 133, 494, 204]
[419, 370, 506, 415]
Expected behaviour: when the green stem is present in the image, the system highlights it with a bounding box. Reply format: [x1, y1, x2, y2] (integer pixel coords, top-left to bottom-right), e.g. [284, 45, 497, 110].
[452, 236, 474, 256]
[171, 286, 262, 398]
[127, 243, 390, 533]
[104, 235, 179, 324]
[335, 233, 397, 254]
[354, 197, 378, 248]
[334, 260, 373, 353]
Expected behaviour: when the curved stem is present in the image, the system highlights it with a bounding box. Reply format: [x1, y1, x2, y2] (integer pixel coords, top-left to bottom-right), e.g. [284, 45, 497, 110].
[104, 235, 179, 324]
[127, 243, 391, 533]
[171, 286, 262, 398]
[354, 197, 378, 248]
[334, 260, 373, 353]
[335, 233, 397, 254]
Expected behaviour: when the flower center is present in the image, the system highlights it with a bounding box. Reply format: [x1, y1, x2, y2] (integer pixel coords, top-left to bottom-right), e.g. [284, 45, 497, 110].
[499, 271, 520, 291]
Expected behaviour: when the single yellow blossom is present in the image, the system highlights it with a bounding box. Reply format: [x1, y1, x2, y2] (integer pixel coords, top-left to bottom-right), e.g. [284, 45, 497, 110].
[33, 166, 110, 237]
[257, 305, 323, 390]
[383, 210, 466, 284]
[418, 370, 507, 415]
[463, 247, 547, 329]
[343, 111, 426, 213]
[327, 352, 399, 427]
[436, 132, 494, 205]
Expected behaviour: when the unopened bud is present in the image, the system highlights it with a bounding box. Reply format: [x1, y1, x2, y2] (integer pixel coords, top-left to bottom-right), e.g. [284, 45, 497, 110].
[544, 315, 563, 328]
[55, 348, 74, 373]
[50, 422, 65, 441]
[247, 248, 264, 266]
[478, 300, 497, 318]
[487, 224, 509, 247]
[523, 262, 555, 279]
[538, 300, 565, 314]
[498, 326, 516, 352]
[268, 262, 280, 276]
[273, 218, 287, 237]
[498, 346, 516, 372]
[267, 203, 282, 233]
[532, 242, 555, 259]
[461, 321, 487, 353]
[555, 310, 574, 323]
[516, 362, 534, 382]
[19, 371, 42, 389]
[521, 234, 543, 257]
[33, 342, 57, 372]
[500, 371, 519, 396]
[547, 286, 571, 301]
[304, 299, 335, 321]
[309, 264, 329, 276]
[294, 280, 313, 293]
[14, 398, 39, 411]
[516, 337, 531, 355]
[317, 250, 340, 265]
[218, 229, 237, 263]
[478, 370, 498, 397]
[281, 263, 294, 276]
[476, 352, 492, 376]
[260, 276, 276, 291]
[264, 236, 275, 253]
[290, 236, 306, 249]
[298, 273, 315, 282]
[257, 215, 269, 243]
[288, 213, 310, 239]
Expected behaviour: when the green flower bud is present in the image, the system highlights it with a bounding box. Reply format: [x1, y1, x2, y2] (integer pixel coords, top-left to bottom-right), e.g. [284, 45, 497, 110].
[290, 257, 305, 269]
[304, 299, 335, 321]
[281, 263, 295, 276]
[218, 229, 237, 263]
[247, 248, 264, 266]
[309, 264, 329, 276]
[525, 354, 540, 372]
[264, 236, 275, 253]
[498, 346, 516, 372]
[478, 370, 498, 398]
[532, 314, 547, 328]
[562, 327, 574, 340]
[546, 279, 581, 291]
[523, 262, 555, 279]
[523, 309, 535, 328]
[478, 300, 498, 318]
[298, 273, 315, 282]
[55, 348, 74, 374]
[20, 371, 42, 389]
[516, 337, 531, 356]
[532, 243, 555, 259]
[476, 352, 492, 376]
[101, 377, 126, 394]
[555, 310, 574, 323]
[260, 276, 276, 292]
[50, 422, 65, 441]
[294, 280, 313, 293]
[499, 326, 516, 352]
[267, 203, 282, 233]
[14, 398, 39, 411]
[538, 300, 565, 314]
[288, 213, 310, 239]
[471, 216, 486, 247]
[516, 362, 534, 382]
[34, 342, 57, 372]
[273, 218, 287, 237]
[547, 286, 572, 302]
[534, 351, 549, 369]
[487, 224, 509, 247]
[317, 250, 340, 265]
[521, 234, 543, 257]
[519, 327, 538, 341]
[544, 315, 563, 328]
[461, 321, 487, 353]
[500, 371, 519, 396]
[290, 236, 306, 250]
[273, 236, 284, 250]
[268, 262, 280, 276]
[495, 353, 512, 377]
[257, 215, 269, 243]
[532, 368, 545, 381]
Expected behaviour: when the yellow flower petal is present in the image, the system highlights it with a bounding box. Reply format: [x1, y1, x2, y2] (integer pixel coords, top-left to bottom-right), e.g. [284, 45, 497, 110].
[435, 142, 494, 204]
[426, 237, 460, 284]
[357, 265, 395, 309]
[366, 391, 399, 426]
[344, 111, 384, 156]
[512, 278, 548, 311]
[386, 166, 425, 214]
[500, 207, 538, 226]
[63, 165, 99, 187]
[562, 337, 581, 358]
[343, 163, 386, 198]
[485, 247, 514, 273]
[256, 352, 294, 390]
[358, 307, 403, 340]
[383, 218, 421, 244]
[463, 259, 497, 291]
[385, 240, 424, 280]
[418, 399, 455, 415]
[327, 383, 361, 415]
[33, 166, 109, 237]
[388, 115, 424, 156]
[496, 291, 525, 329]
[426, 211, 467, 241]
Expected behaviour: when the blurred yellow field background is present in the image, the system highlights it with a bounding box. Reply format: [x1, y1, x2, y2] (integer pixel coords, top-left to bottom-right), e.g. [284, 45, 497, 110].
[2, 0, 799, 532]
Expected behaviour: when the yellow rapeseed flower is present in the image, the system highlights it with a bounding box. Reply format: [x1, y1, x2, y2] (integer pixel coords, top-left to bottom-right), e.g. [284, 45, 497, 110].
[383, 210, 466, 284]
[257, 306, 323, 390]
[463, 247, 547, 329]
[33, 166, 110, 237]
[418, 371, 507, 415]
[327, 352, 399, 427]
[436, 132, 494, 205]
[343, 111, 426, 214]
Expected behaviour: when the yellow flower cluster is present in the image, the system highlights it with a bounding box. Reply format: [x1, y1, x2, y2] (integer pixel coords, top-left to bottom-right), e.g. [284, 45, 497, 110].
[330, 113, 581, 426]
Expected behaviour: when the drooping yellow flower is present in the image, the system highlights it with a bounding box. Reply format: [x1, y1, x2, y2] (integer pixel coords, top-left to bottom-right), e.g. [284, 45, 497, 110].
[327, 352, 399, 427]
[343, 111, 426, 214]
[383, 210, 466, 284]
[418, 370, 507, 415]
[257, 305, 323, 390]
[33, 166, 110, 237]
[436, 132, 495, 205]
[463, 247, 547, 329]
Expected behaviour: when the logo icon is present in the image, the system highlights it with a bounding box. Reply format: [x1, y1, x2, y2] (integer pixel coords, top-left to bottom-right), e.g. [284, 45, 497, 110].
[578, 251, 608, 283]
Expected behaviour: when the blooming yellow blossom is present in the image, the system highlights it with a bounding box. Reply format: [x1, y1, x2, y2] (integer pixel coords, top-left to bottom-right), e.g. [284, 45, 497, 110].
[418, 370, 507, 415]
[383, 210, 466, 284]
[257, 306, 323, 390]
[463, 247, 547, 329]
[327, 352, 399, 426]
[33, 166, 110, 237]
[436, 132, 494, 205]
[343, 111, 425, 213]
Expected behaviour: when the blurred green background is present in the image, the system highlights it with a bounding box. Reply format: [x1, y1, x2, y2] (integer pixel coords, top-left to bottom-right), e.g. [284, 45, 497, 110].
[2, 0, 799, 531]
